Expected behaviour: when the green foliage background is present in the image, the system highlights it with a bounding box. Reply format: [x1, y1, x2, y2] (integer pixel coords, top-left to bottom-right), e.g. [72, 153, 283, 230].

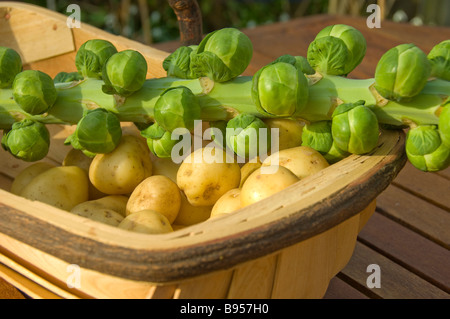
[22, 0, 450, 44]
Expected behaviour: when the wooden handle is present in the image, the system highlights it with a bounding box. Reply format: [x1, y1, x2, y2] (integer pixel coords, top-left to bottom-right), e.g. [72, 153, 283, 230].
[168, 0, 203, 46]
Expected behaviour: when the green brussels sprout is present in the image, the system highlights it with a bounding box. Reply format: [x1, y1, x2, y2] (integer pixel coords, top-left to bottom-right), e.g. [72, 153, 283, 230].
[307, 24, 366, 76]
[163, 45, 198, 79]
[226, 113, 271, 159]
[71, 108, 122, 154]
[140, 122, 182, 158]
[0, 47, 22, 88]
[331, 100, 379, 154]
[1, 119, 50, 162]
[252, 61, 309, 117]
[274, 54, 316, 75]
[154, 86, 201, 132]
[190, 28, 253, 82]
[374, 43, 431, 101]
[102, 50, 148, 97]
[54, 71, 84, 83]
[75, 39, 118, 79]
[428, 40, 450, 81]
[406, 125, 450, 172]
[301, 121, 349, 163]
[439, 104, 450, 148]
[12, 70, 57, 115]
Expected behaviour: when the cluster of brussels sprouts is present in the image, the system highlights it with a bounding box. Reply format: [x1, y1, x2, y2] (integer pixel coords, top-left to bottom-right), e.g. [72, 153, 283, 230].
[0, 25, 449, 173]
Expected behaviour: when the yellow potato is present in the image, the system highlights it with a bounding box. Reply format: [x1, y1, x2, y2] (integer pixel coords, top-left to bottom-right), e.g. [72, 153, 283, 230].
[118, 210, 173, 234]
[264, 118, 305, 150]
[173, 192, 212, 226]
[63, 148, 106, 200]
[126, 175, 181, 224]
[239, 159, 262, 188]
[177, 147, 241, 206]
[240, 166, 299, 207]
[10, 162, 55, 195]
[151, 157, 180, 183]
[210, 188, 242, 219]
[70, 196, 127, 226]
[89, 135, 153, 195]
[20, 166, 89, 211]
[262, 146, 329, 179]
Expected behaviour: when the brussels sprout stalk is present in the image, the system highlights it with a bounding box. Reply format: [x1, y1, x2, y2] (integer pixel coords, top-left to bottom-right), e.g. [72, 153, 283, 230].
[0, 75, 447, 131]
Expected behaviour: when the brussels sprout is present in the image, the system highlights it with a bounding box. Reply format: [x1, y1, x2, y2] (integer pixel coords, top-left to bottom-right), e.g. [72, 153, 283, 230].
[439, 104, 450, 148]
[72, 108, 122, 154]
[307, 24, 366, 76]
[406, 125, 450, 172]
[226, 113, 271, 159]
[301, 120, 349, 163]
[140, 122, 182, 158]
[190, 28, 253, 82]
[331, 100, 379, 154]
[54, 71, 84, 83]
[163, 45, 198, 79]
[374, 43, 431, 101]
[12, 70, 57, 115]
[0, 47, 22, 88]
[154, 86, 201, 132]
[428, 40, 450, 81]
[1, 119, 50, 162]
[252, 61, 309, 117]
[274, 55, 315, 75]
[75, 39, 118, 79]
[102, 50, 148, 97]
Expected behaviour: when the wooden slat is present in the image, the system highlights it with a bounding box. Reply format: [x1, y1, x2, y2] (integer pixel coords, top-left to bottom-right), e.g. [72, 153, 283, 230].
[376, 185, 450, 247]
[392, 162, 450, 211]
[358, 212, 450, 292]
[339, 242, 449, 299]
[323, 277, 369, 299]
[0, 4, 75, 64]
[0, 276, 26, 299]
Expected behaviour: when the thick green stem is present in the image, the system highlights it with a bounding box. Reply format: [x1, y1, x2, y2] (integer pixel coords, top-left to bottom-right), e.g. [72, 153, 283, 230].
[0, 75, 448, 130]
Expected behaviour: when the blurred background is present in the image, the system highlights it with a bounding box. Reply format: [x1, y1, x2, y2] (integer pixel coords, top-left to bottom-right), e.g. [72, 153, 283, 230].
[19, 0, 450, 44]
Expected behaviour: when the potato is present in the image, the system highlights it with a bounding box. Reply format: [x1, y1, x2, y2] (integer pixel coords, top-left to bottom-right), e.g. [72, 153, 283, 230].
[173, 192, 212, 226]
[239, 159, 262, 188]
[63, 148, 106, 200]
[118, 210, 173, 234]
[10, 162, 55, 195]
[210, 188, 242, 219]
[262, 146, 329, 179]
[240, 166, 299, 207]
[89, 135, 153, 195]
[151, 157, 180, 183]
[177, 147, 241, 206]
[126, 175, 181, 224]
[70, 196, 127, 226]
[264, 118, 305, 151]
[94, 195, 128, 217]
[20, 166, 89, 211]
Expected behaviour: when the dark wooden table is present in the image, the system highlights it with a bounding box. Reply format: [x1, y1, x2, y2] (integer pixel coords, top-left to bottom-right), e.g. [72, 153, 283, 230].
[152, 14, 450, 300]
[1, 14, 449, 299]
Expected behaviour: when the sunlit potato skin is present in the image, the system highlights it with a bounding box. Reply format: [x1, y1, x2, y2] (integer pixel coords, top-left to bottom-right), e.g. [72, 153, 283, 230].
[89, 135, 153, 195]
[118, 209, 173, 234]
[177, 147, 241, 207]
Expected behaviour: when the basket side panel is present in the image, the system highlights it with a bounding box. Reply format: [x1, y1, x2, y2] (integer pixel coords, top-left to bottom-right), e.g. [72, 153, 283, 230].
[271, 212, 362, 299]
[226, 254, 278, 299]
[173, 269, 234, 299]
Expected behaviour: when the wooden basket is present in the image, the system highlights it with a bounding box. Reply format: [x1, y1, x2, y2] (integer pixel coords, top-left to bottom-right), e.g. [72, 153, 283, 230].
[0, 2, 407, 299]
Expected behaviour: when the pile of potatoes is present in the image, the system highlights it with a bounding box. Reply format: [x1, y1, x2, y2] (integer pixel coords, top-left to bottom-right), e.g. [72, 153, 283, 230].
[10, 119, 331, 235]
